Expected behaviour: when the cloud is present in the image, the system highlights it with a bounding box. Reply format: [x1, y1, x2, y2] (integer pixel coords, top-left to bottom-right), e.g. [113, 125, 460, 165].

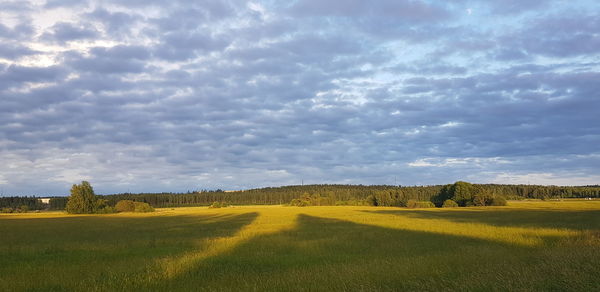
[44, 0, 89, 9]
[86, 8, 141, 37]
[0, 0, 599, 195]
[41, 22, 100, 43]
[0, 1, 35, 12]
[0, 65, 68, 90]
[289, 0, 449, 21]
[0, 22, 36, 40]
[65, 46, 151, 74]
[153, 31, 230, 61]
[0, 43, 40, 59]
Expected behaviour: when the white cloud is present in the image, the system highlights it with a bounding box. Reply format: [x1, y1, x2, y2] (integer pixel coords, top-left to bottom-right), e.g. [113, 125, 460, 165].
[408, 157, 509, 168]
[490, 172, 600, 186]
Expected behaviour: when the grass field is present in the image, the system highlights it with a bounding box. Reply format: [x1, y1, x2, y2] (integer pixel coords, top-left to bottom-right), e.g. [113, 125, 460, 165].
[1, 201, 599, 291]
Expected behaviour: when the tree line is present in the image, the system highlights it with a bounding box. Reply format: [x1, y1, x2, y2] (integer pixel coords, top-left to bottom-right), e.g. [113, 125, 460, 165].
[64, 181, 154, 214]
[2, 182, 599, 211]
[100, 183, 597, 208]
[0, 196, 66, 212]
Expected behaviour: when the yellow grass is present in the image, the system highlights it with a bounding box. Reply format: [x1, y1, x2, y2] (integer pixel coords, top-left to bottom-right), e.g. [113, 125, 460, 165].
[1, 201, 599, 291]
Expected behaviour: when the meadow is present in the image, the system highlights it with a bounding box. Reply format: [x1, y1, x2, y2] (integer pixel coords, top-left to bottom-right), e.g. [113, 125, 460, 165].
[1, 201, 599, 291]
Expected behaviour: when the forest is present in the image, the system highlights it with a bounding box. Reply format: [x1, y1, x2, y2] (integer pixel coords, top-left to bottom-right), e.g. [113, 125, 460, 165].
[1, 183, 599, 211]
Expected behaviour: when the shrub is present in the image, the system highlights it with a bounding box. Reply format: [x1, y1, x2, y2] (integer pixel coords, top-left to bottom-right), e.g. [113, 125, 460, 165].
[96, 206, 117, 214]
[134, 202, 154, 213]
[209, 201, 229, 208]
[336, 199, 369, 206]
[407, 200, 435, 208]
[115, 200, 136, 212]
[290, 198, 310, 207]
[472, 195, 490, 206]
[442, 199, 459, 208]
[1, 207, 13, 213]
[490, 196, 507, 206]
[19, 205, 30, 213]
[366, 195, 378, 206]
[115, 200, 153, 212]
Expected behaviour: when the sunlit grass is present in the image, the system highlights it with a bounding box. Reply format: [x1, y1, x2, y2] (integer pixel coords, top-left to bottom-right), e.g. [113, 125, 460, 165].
[1, 201, 598, 291]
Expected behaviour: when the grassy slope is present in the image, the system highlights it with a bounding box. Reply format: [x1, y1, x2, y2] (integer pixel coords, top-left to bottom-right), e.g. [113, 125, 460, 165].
[0, 201, 599, 291]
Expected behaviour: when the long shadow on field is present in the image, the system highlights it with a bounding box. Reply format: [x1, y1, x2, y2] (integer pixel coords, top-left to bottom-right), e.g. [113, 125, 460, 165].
[361, 209, 600, 231]
[0, 212, 259, 291]
[148, 214, 599, 291]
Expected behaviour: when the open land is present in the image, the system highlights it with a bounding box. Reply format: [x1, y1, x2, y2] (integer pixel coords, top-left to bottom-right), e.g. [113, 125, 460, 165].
[1, 201, 599, 291]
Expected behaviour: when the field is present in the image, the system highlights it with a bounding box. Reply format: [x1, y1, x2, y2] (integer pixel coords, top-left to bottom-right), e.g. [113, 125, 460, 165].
[1, 201, 599, 291]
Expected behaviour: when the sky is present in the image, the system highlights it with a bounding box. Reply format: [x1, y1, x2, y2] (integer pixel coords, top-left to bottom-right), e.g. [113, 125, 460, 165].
[1, 0, 599, 195]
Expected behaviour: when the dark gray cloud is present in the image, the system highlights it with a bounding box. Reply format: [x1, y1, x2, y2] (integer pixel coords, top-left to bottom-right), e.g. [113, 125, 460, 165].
[44, 0, 89, 9]
[153, 31, 230, 60]
[41, 22, 100, 43]
[0, 65, 68, 90]
[519, 14, 600, 57]
[65, 46, 151, 74]
[86, 8, 141, 37]
[0, 0, 599, 195]
[0, 43, 39, 59]
[0, 1, 35, 11]
[0, 22, 35, 40]
[290, 0, 449, 21]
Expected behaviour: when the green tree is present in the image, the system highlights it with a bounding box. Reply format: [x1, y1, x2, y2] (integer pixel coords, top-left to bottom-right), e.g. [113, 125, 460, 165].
[366, 195, 378, 206]
[489, 196, 507, 206]
[442, 199, 459, 208]
[134, 202, 154, 212]
[115, 200, 136, 212]
[452, 181, 479, 206]
[65, 181, 97, 214]
[472, 194, 489, 206]
[432, 184, 454, 207]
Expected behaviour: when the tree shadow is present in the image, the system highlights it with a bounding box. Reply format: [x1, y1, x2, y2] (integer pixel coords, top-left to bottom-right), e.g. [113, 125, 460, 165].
[360, 208, 600, 231]
[0, 212, 259, 291]
[150, 214, 600, 291]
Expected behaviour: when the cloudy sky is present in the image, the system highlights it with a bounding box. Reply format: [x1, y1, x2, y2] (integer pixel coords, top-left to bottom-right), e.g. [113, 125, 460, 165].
[1, 0, 599, 195]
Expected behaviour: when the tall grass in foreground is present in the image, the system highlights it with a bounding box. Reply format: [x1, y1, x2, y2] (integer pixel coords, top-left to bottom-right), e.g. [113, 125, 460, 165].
[1, 201, 599, 291]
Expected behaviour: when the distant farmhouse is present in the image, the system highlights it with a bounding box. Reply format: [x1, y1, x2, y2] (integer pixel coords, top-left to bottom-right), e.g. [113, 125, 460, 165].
[39, 198, 51, 204]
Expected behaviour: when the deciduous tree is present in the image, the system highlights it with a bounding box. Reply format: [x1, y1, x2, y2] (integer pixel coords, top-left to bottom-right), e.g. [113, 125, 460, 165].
[66, 181, 97, 214]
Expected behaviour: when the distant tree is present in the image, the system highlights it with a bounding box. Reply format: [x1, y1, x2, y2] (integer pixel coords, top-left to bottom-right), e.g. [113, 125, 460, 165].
[209, 201, 222, 208]
[289, 198, 309, 207]
[115, 200, 136, 212]
[209, 201, 228, 209]
[432, 185, 454, 207]
[65, 181, 114, 214]
[62, 183, 598, 208]
[134, 202, 154, 212]
[472, 194, 489, 206]
[407, 200, 435, 208]
[366, 195, 378, 206]
[66, 181, 98, 214]
[49, 197, 68, 210]
[489, 196, 507, 206]
[452, 181, 480, 206]
[442, 199, 459, 208]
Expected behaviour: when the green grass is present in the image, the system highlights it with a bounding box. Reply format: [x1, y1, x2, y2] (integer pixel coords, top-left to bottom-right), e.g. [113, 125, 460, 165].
[1, 201, 599, 291]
